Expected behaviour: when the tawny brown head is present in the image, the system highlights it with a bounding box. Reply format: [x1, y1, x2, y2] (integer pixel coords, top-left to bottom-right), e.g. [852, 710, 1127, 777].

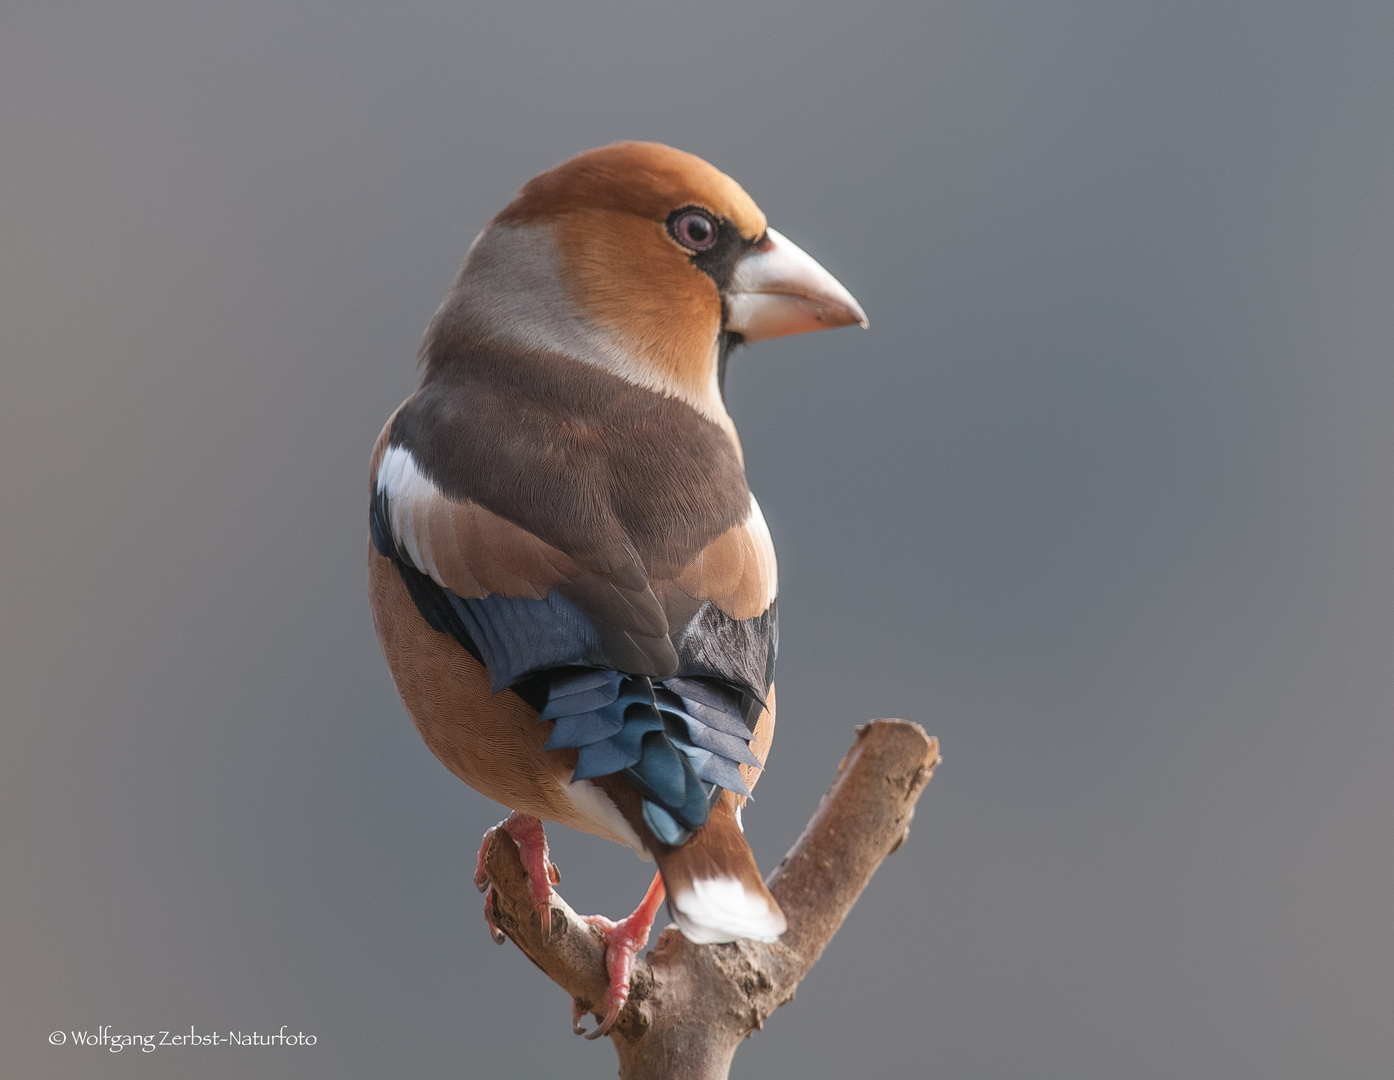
[432, 142, 866, 427]
[497, 141, 769, 238]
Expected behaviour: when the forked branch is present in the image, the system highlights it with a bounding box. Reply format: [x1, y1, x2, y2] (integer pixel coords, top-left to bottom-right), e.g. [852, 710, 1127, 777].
[485, 719, 941, 1080]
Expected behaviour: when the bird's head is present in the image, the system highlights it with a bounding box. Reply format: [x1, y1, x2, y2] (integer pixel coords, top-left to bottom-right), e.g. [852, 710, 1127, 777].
[424, 142, 866, 429]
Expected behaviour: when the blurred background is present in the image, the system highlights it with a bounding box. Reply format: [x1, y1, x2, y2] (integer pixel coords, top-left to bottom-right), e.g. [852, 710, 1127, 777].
[3, 1, 1392, 1077]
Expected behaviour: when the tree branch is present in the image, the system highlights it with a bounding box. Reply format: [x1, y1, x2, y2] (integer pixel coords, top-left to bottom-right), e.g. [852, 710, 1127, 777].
[484, 719, 941, 1080]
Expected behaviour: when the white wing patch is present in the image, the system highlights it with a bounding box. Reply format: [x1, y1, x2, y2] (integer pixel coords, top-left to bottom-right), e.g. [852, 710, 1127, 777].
[746, 495, 779, 608]
[376, 442, 575, 603]
[376, 444, 445, 586]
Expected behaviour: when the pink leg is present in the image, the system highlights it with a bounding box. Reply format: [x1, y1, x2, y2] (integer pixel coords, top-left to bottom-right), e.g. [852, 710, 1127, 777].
[572, 870, 667, 1040]
[473, 811, 559, 943]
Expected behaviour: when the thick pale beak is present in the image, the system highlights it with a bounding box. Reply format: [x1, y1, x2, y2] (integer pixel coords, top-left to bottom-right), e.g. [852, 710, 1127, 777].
[724, 227, 868, 343]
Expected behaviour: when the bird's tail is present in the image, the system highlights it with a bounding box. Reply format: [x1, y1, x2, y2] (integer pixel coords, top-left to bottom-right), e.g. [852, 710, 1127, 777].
[654, 792, 786, 944]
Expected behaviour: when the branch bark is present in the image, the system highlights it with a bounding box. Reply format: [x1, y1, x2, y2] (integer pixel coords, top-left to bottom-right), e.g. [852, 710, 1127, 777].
[484, 719, 940, 1080]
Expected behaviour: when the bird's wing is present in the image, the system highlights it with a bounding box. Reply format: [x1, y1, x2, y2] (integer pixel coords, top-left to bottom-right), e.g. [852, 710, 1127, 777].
[370, 344, 776, 701]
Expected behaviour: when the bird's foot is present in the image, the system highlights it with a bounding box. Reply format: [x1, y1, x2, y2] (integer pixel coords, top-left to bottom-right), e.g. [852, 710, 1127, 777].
[572, 870, 666, 1039]
[473, 811, 560, 943]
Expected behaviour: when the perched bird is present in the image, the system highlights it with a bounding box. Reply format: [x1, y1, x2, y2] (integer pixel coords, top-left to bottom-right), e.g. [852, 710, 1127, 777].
[368, 142, 866, 1036]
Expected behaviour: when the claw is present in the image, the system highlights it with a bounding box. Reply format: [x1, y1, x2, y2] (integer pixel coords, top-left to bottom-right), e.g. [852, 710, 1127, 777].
[482, 888, 505, 945]
[586, 999, 622, 1041]
[569, 990, 619, 1040]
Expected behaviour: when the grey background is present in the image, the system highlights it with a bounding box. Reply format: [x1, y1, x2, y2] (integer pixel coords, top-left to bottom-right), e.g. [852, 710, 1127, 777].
[4, 1, 1392, 1077]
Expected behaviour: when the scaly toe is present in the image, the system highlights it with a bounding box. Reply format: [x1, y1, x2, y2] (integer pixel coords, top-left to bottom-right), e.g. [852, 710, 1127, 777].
[569, 872, 665, 1038]
[473, 822, 501, 893]
[574, 911, 651, 1038]
[472, 813, 554, 942]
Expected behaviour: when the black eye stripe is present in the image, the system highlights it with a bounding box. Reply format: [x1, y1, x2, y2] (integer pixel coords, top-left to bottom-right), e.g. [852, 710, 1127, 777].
[664, 205, 756, 293]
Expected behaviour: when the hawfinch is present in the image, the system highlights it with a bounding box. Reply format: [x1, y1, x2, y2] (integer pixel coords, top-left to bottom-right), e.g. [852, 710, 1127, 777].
[368, 142, 866, 1036]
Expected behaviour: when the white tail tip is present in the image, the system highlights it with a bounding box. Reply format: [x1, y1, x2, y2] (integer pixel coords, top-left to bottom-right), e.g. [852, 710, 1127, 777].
[669, 877, 787, 944]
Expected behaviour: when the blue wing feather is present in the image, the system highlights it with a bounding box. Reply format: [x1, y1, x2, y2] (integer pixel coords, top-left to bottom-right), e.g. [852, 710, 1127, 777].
[371, 484, 772, 848]
[543, 708, 626, 749]
[448, 591, 609, 692]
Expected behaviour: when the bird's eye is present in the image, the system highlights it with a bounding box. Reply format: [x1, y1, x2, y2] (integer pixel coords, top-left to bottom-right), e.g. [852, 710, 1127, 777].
[673, 211, 717, 251]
